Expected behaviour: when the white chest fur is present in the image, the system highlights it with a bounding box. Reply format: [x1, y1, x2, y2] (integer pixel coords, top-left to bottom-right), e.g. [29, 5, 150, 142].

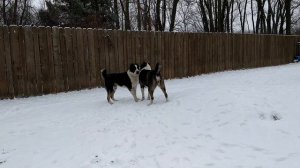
[127, 71, 139, 88]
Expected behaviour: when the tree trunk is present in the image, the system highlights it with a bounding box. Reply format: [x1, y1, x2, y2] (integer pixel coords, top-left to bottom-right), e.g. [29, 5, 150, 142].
[161, 0, 166, 31]
[13, 0, 18, 24]
[19, 0, 27, 25]
[2, 0, 6, 24]
[136, 0, 141, 30]
[169, 0, 179, 32]
[199, 0, 209, 32]
[155, 0, 162, 31]
[285, 0, 291, 34]
[119, 0, 131, 30]
[251, 0, 256, 33]
[114, 0, 120, 29]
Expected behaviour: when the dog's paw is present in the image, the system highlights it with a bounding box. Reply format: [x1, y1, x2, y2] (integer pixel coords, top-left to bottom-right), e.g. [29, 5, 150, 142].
[147, 100, 153, 106]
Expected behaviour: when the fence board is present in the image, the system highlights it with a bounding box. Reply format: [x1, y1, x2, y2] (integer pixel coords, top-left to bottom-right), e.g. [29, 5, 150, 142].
[163, 32, 170, 78]
[133, 31, 140, 65]
[156, 32, 163, 72]
[76, 28, 86, 89]
[131, 31, 137, 64]
[32, 27, 42, 95]
[173, 32, 181, 77]
[0, 26, 8, 99]
[197, 33, 204, 74]
[83, 28, 91, 88]
[19, 26, 28, 97]
[87, 28, 97, 87]
[38, 27, 51, 94]
[2, 26, 14, 98]
[93, 29, 100, 86]
[52, 27, 64, 92]
[64, 28, 75, 90]
[24, 26, 36, 96]
[46, 27, 56, 93]
[10, 26, 24, 97]
[71, 28, 79, 90]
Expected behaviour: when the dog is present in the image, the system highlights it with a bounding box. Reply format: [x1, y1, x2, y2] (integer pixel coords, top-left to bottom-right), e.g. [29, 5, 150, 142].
[139, 62, 168, 105]
[101, 64, 140, 104]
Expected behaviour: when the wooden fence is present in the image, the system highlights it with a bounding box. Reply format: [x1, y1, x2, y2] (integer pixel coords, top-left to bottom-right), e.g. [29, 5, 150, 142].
[0, 25, 299, 99]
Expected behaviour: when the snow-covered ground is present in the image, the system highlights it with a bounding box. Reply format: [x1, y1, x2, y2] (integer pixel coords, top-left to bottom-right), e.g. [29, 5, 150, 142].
[1, 63, 300, 168]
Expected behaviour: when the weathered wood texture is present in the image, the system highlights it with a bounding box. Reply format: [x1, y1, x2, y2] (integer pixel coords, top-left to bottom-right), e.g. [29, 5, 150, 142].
[0, 26, 298, 98]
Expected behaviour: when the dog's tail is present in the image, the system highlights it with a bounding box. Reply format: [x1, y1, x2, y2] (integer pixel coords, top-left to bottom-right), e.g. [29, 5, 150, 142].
[101, 69, 107, 81]
[154, 63, 162, 75]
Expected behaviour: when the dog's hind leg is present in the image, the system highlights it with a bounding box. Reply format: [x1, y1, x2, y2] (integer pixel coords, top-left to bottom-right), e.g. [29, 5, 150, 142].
[107, 91, 114, 104]
[147, 85, 157, 105]
[111, 85, 118, 101]
[141, 86, 145, 101]
[159, 80, 168, 101]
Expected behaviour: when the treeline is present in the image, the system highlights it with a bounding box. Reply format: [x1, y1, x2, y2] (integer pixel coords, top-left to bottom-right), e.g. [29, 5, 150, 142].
[1, 0, 300, 34]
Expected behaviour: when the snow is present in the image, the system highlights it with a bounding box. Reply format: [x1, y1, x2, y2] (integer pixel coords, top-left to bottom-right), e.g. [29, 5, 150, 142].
[1, 63, 300, 168]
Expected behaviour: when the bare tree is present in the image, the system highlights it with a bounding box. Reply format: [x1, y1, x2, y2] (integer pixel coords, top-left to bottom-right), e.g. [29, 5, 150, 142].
[120, 0, 131, 30]
[169, 0, 179, 31]
[237, 0, 248, 33]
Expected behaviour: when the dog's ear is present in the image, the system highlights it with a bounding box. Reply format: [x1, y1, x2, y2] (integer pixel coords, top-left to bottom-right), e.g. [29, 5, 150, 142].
[140, 62, 147, 68]
[155, 63, 162, 74]
[129, 64, 135, 72]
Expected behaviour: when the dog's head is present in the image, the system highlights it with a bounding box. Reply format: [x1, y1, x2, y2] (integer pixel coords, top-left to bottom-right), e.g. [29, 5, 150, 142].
[129, 63, 140, 76]
[140, 62, 152, 71]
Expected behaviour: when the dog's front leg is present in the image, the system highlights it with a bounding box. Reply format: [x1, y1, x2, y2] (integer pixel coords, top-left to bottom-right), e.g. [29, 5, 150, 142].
[130, 87, 139, 102]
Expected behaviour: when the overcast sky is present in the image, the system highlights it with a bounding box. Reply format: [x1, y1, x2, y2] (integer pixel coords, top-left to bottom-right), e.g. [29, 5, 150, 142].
[32, 0, 44, 9]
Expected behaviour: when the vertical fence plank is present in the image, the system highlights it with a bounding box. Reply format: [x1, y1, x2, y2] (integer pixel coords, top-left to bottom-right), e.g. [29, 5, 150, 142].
[64, 27, 75, 91]
[32, 27, 42, 95]
[19, 26, 28, 97]
[173, 32, 181, 78]
[71, 28, 80, 90]
[88, 28, 97, 88]
[105, 30, 114, 73]
[117, 30, 125, 72]
[0, 26, 8, 99]
[103, 30, 110, 72]
[2, 26, 14, 98]
[134, 31, 141, 65]
[156, 32, 162, 71]
[93, 29, 101, 87]
[24, 26, 36, 96]
[76, 28, 86, 89]
[131, 31, 137, 64]
[52, 27, 64, 92]
[205, 33, 210, 73]
[39, 27, 51, 94]
[83, 28, 91, 88]
[164, 32, 171, 78]
[59, 28, 68, 91]
[169, 32, 175, 78]
[46, 27, 56, 93]
[227, 33, 233, 70]
[10, 26, 24, 97]
[198, 33, 205, 74]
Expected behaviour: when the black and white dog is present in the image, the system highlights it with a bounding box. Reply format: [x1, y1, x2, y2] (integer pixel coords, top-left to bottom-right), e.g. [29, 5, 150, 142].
[101, 64, 140, 104]
[139, 62, 168, 105]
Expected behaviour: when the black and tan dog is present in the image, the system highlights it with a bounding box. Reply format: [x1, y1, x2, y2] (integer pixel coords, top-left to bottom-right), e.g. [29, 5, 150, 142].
[101, 64, 140, 104]
[139, 62, 168, 105]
